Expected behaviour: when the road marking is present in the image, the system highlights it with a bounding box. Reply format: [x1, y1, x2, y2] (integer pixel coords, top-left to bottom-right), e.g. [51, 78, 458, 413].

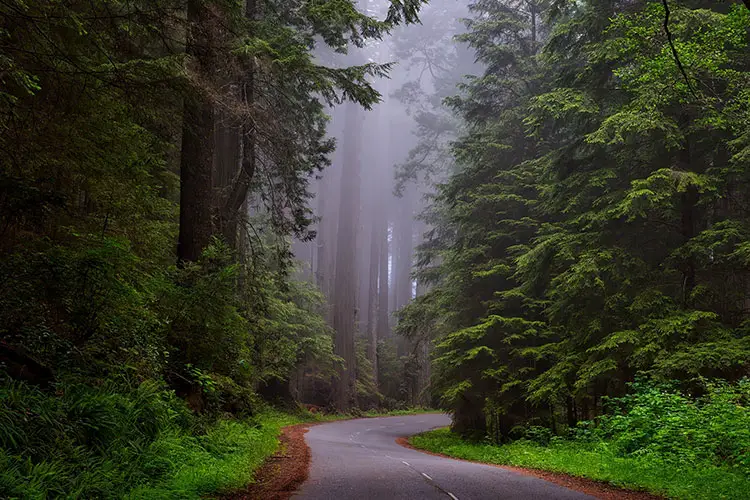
[447, 493, 459, 500]
[401, 461, 410, 466]
[422, 473, 432, 480]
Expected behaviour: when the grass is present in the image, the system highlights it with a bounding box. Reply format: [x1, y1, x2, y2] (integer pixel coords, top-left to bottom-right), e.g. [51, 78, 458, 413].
[363, 407, 440, 417]
[127, 407, 438, 499]
[409, 428, 750, 500]
[126, 411, 305, 499]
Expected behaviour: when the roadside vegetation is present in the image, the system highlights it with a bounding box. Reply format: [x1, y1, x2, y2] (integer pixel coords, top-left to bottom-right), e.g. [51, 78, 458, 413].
[0, 374, 433, 499]
[0, 0, 428, 497]
[395, 2, 750, 498]
[0, 377, 309, 499]
[411, 380, 750, 500]
[4, 0, 750, 497]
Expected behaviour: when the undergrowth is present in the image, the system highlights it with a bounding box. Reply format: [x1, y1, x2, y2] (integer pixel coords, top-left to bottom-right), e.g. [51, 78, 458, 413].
[0, 377, 303, 499]
[410, 380, 750, 500]
[0, 376, 437, 499]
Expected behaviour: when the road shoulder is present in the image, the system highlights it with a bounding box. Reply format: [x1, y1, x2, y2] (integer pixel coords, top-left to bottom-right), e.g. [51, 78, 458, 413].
[221, 422, 314, 500]
[397, 436, 663, 500]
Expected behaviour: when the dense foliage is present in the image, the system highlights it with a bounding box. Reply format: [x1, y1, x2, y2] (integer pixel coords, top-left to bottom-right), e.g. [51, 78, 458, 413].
[0, 0, 425, 496]
[411, 380, 750, 499]
[398, 0, 750, 439]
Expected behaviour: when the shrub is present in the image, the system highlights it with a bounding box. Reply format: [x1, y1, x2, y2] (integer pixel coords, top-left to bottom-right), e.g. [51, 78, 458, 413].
[592, 379, 750, 471]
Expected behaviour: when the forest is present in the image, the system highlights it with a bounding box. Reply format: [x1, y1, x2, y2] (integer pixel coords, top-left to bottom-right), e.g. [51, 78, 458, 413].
[1, 0, 750, 498]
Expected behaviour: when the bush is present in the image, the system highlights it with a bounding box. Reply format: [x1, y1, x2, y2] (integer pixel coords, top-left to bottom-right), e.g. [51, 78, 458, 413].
[592, 379, 750, 471]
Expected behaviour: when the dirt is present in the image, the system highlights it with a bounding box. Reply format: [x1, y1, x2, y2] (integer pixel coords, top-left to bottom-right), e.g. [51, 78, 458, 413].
[221, 423, 315, 500]
[395, 437, 664, 500]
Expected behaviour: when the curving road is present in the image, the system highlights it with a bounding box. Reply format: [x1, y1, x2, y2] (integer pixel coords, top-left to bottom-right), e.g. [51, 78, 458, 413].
[295, 413, 594, 500]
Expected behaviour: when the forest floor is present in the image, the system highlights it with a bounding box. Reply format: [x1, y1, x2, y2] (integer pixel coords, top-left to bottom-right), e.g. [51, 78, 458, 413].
[408, 428, 750, 500]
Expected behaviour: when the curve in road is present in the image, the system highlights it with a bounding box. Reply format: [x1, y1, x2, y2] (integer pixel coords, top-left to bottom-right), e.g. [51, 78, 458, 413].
[295, 413, 594, 500]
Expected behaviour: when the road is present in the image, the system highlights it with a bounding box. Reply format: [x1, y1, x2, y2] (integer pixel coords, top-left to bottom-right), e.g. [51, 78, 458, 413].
[295, 413, 594, 500]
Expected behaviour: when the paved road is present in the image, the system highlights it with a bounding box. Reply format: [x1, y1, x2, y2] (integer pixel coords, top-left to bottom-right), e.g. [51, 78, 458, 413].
[295, 413, 593, 500]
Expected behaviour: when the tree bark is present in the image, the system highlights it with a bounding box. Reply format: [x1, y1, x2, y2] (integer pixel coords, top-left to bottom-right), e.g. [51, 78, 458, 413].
[377, 216, 390, 340]
[332, 102, 362, 411]
[219, 0, 257, 247]
[394, 191, 413, 310]
[221, 114, 255, 245]
[366, 210, 383, 385]
[178, 0, 217, 263]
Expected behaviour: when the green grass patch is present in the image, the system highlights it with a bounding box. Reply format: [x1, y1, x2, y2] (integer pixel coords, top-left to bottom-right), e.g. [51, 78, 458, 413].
[363, 407, 440, 417]
[126, 411, 304, 499]
[409, 428, 750, 500]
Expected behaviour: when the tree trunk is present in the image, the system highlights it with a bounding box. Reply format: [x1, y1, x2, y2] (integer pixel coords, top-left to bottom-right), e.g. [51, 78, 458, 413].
[178, 0, 217, 263]
[315, 178, 328, 290]
[366, 211, 383, 386]
[219, 0, 257, 247]
[394, 192, 413, 311]
[377, 216, 390, 339]
[332, 102, 362, 411]
[452, 394, 487, 439]
[357, 207, 372, 337]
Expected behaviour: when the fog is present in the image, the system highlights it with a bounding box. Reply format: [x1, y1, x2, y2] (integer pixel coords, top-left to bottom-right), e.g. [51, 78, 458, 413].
[290, 0, 480, 406]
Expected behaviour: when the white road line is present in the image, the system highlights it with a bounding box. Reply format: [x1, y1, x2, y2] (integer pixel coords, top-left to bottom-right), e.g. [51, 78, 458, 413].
[422, 473, 432, 480]
[401, 461, 410, 466]
[447, 493, 459, 500]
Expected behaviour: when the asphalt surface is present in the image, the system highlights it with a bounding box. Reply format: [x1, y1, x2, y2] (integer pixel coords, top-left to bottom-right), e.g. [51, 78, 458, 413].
[295, 413, 594, 500]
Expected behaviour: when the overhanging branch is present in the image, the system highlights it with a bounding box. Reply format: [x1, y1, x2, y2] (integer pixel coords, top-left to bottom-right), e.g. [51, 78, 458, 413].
[662, 0, 698, 99]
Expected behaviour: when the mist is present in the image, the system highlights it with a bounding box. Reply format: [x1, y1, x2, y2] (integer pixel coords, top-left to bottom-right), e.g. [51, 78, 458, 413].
[289, 0, 480, 409]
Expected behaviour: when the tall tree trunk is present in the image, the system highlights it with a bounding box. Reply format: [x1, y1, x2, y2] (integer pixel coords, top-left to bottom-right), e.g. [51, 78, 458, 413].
[394, 191, 413, 310]
[213, 98, 241, 192]
[377, 217, 390, 340]
[332, 102, 362, 411]
[178, 0, 217, 263]
[220, 0, 257, 246]
[357, 206, 372, 337]
[315, 177, 328, 290]
[316, 112, 342, 323]
[366, 209, 383, 385]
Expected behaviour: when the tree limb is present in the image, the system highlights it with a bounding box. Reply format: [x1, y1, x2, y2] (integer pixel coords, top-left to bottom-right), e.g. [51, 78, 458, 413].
[662, 0, 698, 99]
